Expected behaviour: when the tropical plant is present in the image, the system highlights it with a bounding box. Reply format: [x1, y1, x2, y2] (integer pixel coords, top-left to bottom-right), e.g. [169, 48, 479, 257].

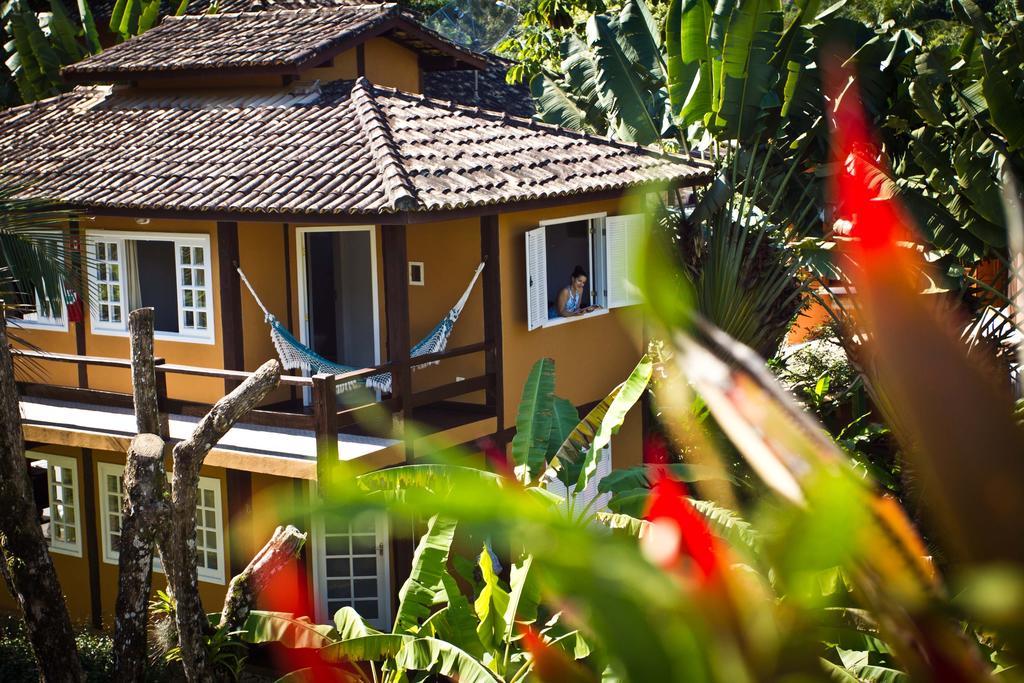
[528, 0, 674, 146]
[0, 183, 74, 323]
[1, 0, 100, 105]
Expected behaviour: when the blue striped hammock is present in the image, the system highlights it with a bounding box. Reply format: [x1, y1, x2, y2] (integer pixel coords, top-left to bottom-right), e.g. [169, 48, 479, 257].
[238, 262, 485, 394]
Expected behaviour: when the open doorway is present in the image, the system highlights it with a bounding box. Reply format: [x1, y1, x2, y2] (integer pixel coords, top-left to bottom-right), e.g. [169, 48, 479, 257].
[297, 227, 380, 384]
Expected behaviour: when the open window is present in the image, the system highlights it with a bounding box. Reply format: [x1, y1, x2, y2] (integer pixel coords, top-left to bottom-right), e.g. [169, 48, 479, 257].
[525, 213, 644, 330]
[87, 231, 214, 343]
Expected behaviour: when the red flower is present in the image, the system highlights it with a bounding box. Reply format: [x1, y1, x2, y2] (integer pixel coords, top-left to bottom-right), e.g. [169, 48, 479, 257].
[519, 625, 594, 683]
[643, 476, 721, 584]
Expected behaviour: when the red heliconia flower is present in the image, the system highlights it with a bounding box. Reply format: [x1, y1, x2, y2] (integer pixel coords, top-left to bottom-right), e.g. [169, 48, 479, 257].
[825, 58, 916, 255]
[643, 475, 721, 584]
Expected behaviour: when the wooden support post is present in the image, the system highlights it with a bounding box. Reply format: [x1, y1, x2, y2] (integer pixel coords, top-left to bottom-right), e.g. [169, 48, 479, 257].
[70, 219, 88, 388]
[480, 215, 505, 449]
[81, 447, 103, 629]
[217, 221, 244, 393]
[312, 373, 339, 491]
[154, 357, 169, 439]
[226, 469, 254, 578]
[382, 225, 412, 462]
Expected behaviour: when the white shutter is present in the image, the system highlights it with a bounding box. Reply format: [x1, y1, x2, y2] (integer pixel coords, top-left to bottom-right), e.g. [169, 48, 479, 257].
[605, 214, 644, 309]
[525, 227, 548, 331]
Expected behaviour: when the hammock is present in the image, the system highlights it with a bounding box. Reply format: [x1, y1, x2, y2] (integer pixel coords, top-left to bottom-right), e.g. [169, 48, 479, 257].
[237, 261, 486, 394]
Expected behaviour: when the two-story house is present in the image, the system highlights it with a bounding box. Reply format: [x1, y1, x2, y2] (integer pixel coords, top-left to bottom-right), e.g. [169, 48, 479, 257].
[0, 1, 711, 629]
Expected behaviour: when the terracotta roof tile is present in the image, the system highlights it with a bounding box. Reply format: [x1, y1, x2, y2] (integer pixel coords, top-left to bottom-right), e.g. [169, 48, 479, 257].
[62, 4, 484, 81]
[0, 78, 711, 217]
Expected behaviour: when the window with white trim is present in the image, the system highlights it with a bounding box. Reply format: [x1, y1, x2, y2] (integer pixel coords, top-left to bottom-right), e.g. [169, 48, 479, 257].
[525, 213, 644, 330]
[28, 454, 82, 557]
[87, 231, 214, 342]
[314, 511, 391, 629]
[97, 463, 225, 583]
[10, 231, 68, 330]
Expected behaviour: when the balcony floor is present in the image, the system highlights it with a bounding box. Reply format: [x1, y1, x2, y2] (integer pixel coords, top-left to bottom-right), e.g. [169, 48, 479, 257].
[19, 397, 400, 478]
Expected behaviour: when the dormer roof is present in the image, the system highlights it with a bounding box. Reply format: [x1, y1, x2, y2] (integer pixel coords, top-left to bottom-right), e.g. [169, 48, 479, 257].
[0, 78, 711, 220]
[62, 3, 487, 83]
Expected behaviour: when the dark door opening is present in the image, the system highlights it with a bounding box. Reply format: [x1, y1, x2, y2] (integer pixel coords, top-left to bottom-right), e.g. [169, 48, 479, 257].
[304, 230, 376, 370]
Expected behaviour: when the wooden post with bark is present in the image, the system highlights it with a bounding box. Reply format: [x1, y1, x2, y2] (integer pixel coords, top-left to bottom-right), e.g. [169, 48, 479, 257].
[113, 309, 170, 681]
[0, 309, 85, 683]
[218, 524, 307, 632]
[161, 359, 281, 681]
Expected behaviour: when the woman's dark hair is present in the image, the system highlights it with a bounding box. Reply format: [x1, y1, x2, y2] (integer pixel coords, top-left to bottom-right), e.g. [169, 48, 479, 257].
[571, 265, 588, 280]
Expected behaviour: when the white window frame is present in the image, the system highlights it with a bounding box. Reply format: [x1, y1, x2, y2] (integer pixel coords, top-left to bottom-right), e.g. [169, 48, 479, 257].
[310, 482, 392, 629]
[604, 214, 645, 309]
[30, 453, 82, 557]
[86, 230, 215, 344]
[527, 212, 643, 330]
[15, 230, 69, 331]
[97, 462, 225, 584]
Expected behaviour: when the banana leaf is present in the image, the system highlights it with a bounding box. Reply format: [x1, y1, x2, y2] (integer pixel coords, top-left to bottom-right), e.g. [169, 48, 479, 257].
[562, 34, 610, 130]
[666, 0, 718, 126]
[474, 544, 510, 652]
[586, 14, 661, 145]
[511, 358, 556, 483]
[503, 555, 540, 638]
[980, 44, 1024, 151]
[321, 633, 498, 681]
[237, 610, 338, 650]
[425, 572, 485, 658]
[576, 355, 653, 491]
[547, 397, 580, 484]
[614, 0, 664, 84]
[76, 0, 101, 53]
[393, 515, 458, 634]
[334, 606, 380, 640]
[45, 0, 83, 63]
[713, 0, 784, 141]
[531, 74, 591, 132]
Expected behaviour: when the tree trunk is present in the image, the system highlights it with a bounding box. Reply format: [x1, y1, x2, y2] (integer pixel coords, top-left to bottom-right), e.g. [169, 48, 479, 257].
[160, 359, 281, 682]
[0, 311, 84, 682]
[113, 434, 166, 682]
[114, 308, 169, 682]
[219, 525, 307, 632]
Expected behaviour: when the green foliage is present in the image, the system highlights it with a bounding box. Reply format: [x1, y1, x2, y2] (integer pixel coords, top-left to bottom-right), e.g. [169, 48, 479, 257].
[393, 515, 458, 633]
[0, 614, 169, 682]
[511, 357, 557, 483]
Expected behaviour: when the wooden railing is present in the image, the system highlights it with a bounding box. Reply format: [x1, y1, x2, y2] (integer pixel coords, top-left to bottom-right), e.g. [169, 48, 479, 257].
[12, 341, 496, 474]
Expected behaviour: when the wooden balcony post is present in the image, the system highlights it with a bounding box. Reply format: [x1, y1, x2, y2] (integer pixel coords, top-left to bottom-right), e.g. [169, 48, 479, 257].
[69, 218, 88, 388]
[217, 221, 244, 392]
[312, 372, 338, 491]
[480, 215, 504, 446]
[154, 357, 169, 439]
[382, 224, 413, 462]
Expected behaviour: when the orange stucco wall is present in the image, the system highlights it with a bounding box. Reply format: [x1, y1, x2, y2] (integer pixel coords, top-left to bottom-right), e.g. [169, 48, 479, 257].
[499, 198, 648, 469]
[364, 38, 420, 93]
[132, 37, 421, 93]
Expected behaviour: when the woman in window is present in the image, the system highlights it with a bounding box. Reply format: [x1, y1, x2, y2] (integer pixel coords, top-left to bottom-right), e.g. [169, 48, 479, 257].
[555, 265, 599, 318]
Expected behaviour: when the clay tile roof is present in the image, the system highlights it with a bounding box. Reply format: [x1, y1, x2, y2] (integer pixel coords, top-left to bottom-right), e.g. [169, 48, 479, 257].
[62, 3, 485, 82]
[0, 78, 712, 218]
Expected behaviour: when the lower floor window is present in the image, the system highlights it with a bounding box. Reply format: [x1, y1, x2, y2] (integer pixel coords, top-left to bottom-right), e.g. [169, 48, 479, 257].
[315, 511, 391, 629]
[98, 462, 225, 583]
[28, 454, 82, 557]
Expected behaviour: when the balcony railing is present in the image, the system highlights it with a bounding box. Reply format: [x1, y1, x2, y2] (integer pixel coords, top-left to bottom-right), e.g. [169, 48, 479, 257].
[12, 341, 497, 477]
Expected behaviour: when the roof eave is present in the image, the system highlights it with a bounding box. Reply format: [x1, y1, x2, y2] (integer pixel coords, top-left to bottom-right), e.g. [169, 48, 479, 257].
[57, 176, 712, 225]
